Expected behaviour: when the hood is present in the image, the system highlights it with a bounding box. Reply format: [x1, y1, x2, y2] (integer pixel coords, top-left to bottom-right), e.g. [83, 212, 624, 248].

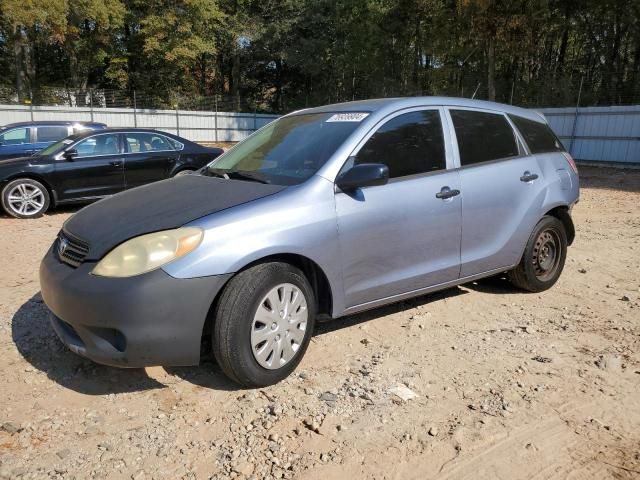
[63, 175, 286, 260]
[0, 156, 34, 167]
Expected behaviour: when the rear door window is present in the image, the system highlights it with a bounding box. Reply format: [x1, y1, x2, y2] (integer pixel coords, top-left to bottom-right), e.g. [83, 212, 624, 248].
[355, 110, 446, 178]
[125, 133, 175, 153]
[508, 114, 564, 153]
[450, 110, 519, 166]
[0, 127, 30, 145]
[36, 126, 69, 142]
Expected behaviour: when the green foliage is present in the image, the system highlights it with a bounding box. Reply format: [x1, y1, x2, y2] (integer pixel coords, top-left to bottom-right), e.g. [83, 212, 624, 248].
[0, 0, 639, 110]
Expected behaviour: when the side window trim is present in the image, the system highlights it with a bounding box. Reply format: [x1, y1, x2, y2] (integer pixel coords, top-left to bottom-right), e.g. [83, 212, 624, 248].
[444, 107, 524, 170]
[503, 114, 531, 156]
[342, 106, 454, 181]
[122, 132, 179, 154]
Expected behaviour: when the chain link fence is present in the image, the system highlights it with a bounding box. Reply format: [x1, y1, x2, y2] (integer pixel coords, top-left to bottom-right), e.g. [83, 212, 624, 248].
[2, 68, 639, 114]
[0, 86, 262, 113]
[1, 79, 638, 162]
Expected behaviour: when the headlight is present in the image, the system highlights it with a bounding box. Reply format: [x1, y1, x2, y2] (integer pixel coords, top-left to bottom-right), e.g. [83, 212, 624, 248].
[92, 227, 203, 278]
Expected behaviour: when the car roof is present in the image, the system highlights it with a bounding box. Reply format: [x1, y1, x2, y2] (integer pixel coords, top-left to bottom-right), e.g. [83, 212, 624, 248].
[0, 121, 107, 129]
[293, 96, 546, 123]
[73, 128, 189, 142]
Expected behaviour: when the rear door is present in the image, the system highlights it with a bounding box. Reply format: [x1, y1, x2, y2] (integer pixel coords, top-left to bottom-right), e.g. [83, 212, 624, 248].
[0, 127, 32, 159]
[123, 132, 178, 189]
[335, 108, 462, 309]
[54, 132, 126, 201]
[447, 108, 542, 277]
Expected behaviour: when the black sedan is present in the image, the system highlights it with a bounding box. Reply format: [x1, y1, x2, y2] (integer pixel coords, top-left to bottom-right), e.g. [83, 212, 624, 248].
[0, 129, 224, 218]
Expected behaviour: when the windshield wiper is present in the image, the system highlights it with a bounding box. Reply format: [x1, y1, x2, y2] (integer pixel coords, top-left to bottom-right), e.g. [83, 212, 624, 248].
[206, 167, 270, 184]
[226, 170, 270, 184]
[205, 167, 230, 179]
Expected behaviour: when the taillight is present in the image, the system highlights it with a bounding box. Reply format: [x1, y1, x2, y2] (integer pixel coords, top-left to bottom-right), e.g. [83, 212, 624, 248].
[562, 152, 578, 174]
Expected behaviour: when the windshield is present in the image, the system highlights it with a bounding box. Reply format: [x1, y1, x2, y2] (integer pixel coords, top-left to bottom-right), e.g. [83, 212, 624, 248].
[205, 112, 366, 185]
[37, 136, 78, 157]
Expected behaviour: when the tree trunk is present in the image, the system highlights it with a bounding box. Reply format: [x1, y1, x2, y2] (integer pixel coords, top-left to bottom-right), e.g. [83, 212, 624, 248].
[487, 36, 496, 101]
[231, 45, 240, 111]
[12, 26, 32, 102]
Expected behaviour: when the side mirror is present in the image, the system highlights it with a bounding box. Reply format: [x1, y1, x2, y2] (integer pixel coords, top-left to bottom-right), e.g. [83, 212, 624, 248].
[336, 163, 389, 191]
[63, 148, 78, 160]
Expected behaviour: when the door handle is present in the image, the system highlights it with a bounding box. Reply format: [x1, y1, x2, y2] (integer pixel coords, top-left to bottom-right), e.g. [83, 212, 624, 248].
[110, 160, 123, 167]
[520, 171, 539, 182]
[435, 187, 461, 200]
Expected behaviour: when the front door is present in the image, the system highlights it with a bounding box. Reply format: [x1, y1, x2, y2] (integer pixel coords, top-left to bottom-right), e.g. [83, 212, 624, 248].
[335, 108, 462, 309]
[123, 132, 178, 189]
[447, 108, 542, 277]
[54, 132, 126, 201]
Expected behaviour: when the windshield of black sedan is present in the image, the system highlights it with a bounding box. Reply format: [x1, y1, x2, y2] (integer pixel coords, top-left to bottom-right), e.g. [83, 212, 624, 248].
[206, 112, 367, 185]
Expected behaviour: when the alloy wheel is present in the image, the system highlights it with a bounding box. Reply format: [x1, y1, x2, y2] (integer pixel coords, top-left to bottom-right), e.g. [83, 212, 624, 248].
[6, 183, 46, 217]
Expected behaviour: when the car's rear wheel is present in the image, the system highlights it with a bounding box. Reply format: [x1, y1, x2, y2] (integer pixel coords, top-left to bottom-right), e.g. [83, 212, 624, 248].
[508, 215, 567, 292]
[1, 178, 50, 219]
[212, 262, 316, 387]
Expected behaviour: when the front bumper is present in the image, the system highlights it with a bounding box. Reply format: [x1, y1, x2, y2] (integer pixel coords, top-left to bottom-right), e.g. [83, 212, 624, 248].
[39, 245, 232, 368]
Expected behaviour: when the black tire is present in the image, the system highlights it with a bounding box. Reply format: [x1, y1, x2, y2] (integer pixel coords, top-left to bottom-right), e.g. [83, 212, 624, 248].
[1, 178, 51, 219]
[213, 262, 316, 387]
[508, 215, 567, 292]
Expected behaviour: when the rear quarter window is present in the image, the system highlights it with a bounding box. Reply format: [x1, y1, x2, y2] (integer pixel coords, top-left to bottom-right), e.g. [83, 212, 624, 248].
[36, 126, 69, 142]
[450, 110, 519, 166]
[509, 114, 565, 154]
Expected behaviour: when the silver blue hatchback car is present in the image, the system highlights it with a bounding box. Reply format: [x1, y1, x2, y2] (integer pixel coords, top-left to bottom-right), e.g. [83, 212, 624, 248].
[39, 97, 579, 387]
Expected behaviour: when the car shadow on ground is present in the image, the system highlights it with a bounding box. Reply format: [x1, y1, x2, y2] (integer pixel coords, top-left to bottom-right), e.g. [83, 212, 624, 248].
[11, 292, 241, 395]
[13, 281, 519, 394]
[462, 275, 525, 295]
[313, 286, 469, 336]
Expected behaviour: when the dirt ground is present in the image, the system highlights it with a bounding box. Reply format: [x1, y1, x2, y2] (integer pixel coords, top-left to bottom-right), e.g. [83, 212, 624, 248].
[0, 166, 639, 480]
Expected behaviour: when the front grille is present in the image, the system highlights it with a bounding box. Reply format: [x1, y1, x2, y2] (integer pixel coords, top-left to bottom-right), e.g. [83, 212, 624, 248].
[57, 232, 90, 267]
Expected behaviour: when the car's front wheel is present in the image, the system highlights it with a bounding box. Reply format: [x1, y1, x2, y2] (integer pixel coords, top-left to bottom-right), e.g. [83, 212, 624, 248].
[1, 178, 51, 219]
[212, 262, 316, 387]
[173, 169, 195, 177]
[508, 215, 568, 292]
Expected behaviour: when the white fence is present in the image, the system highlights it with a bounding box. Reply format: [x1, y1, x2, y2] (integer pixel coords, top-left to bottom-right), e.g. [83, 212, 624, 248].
[2, 103, 639, 164]
[539, 105, 640, 165]
[0, 104, 279, 143]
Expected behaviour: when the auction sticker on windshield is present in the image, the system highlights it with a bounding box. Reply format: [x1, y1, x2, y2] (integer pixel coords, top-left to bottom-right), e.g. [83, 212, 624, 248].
[326, 113, 369, 122]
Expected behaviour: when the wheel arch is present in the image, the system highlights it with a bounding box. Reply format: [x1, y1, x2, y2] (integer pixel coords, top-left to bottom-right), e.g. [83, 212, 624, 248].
[2, 173, 57, 206]
[199, 252, 334, 356]
[544, 205, 575, 245]
[171, 167, 196, 177]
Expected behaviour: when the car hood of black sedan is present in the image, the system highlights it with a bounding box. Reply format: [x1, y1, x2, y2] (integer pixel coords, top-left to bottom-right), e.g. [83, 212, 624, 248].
[0, 155, 36, 167]
[63, 175, 286, 260]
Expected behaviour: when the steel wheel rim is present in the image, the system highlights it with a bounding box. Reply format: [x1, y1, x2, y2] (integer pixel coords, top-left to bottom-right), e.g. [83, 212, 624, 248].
[532, 228, 561, 281]
[7, 183, 45, 216]
[251, 283, 308, 370]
